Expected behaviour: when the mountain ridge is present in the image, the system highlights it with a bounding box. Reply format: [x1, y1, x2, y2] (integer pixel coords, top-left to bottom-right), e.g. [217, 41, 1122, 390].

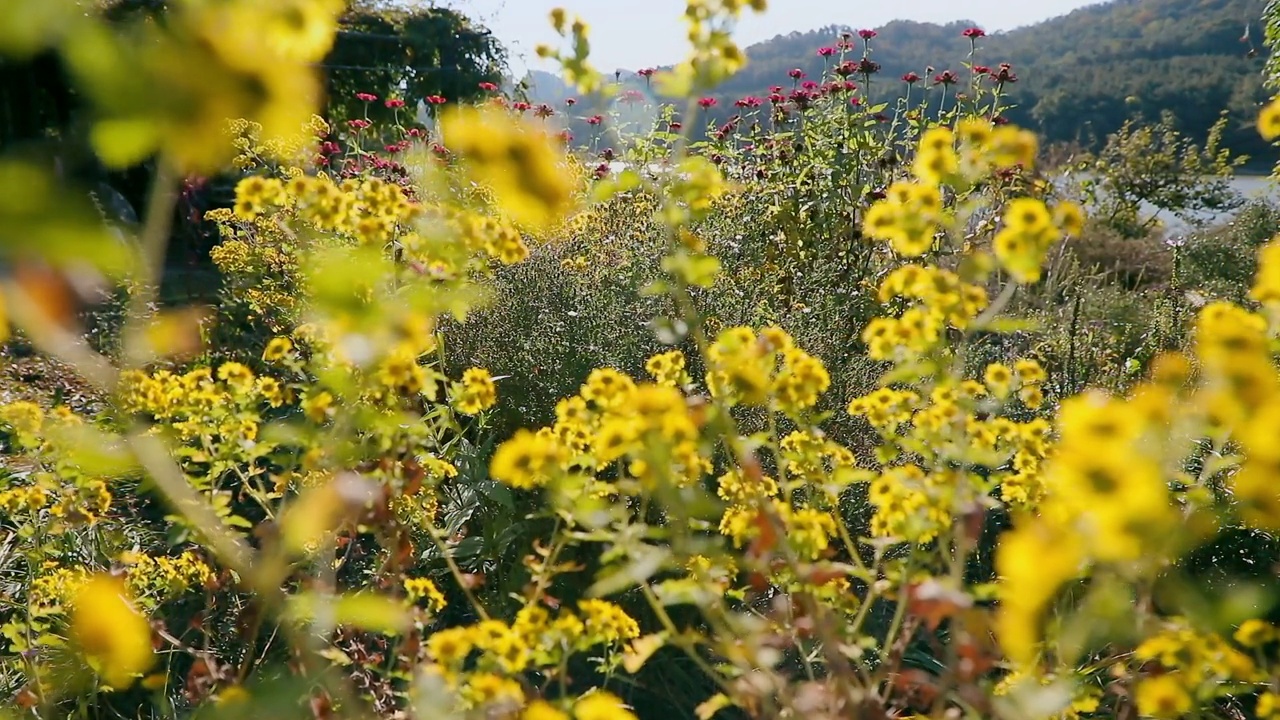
[524, 0, 1269, 156]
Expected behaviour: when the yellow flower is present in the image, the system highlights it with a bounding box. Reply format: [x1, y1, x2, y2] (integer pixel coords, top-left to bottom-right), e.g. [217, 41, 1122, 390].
[262, 336, 294, 362]
[1134, 674, 1193, 719]
[403, 577, 447, 613]
[426, 626, 474, 667]
[216, 362, 255, 393]
[1234, 619, 1276, 648]
[71, 575, 154, 689]
[581, 368, 636, 409]
[984, 363, 1014, 398]
[1259, 97, 1280, 141]
[441, 105, 575, 230]
[1258, 691, 1280, 720]
[490, 429, 566, 489]
[455, 367, 498, 415]
[1249, 237, 1280, 305]
[301, 390, 334, 423]
[1053, 201, 1086, 236]
[526, 700, 571, 720]
[574, 691, 638, 720]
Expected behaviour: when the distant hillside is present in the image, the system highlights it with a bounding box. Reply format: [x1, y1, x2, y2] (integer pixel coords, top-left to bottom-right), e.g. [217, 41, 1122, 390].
[527, 0, 1271, 158]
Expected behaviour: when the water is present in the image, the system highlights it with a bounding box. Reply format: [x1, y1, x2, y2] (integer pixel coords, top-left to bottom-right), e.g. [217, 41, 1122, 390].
[1131, 174, 1278, 233]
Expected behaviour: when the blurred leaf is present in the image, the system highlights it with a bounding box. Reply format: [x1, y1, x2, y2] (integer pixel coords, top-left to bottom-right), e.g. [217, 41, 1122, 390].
[622, 632, 667, 673]
[0, 0, 76, 57]
[287, 591, 411, 635]
[695, 693, 732, 720]
[91, 118, 160, 169]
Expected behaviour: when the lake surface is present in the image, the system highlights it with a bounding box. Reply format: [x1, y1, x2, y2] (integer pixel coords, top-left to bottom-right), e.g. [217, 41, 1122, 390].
[1125, 174, 1278, 234]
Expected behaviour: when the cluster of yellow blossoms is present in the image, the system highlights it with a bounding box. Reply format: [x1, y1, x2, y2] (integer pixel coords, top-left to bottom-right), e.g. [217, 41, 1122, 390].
[996, 237, 1280, 678]
[862, 264, 990, 360]
[863, 119, 1082, 286]
[422, 600, 639, 713]
[704, 327, 831, 416]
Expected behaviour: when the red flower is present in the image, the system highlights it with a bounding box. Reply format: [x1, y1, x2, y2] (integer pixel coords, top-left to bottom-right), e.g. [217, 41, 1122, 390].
[902, 72, 920, 84]
[993, 63, 1018, 83]
[669, 121, 682, 130]
[565, 97, 577, 106]
[933, 70, 959, 85]
[698, 97, 718, 108]
[962, 27, 986, 39]
[594, 163, 611, 179]
[620, 89, 645, 104]
[385, 98, 406, 109]
[788, 68, 806, 80]
[586, 114, 604, 125]
[817, 46, 836, 57]
[735, 96, 763, 108]
[512, 101, 532, 112]
[347, 119, 371, 130]
[425, 95, 447, 105]
[355, 92, 378, 102]
[858, 29, 877, 40]
[769, 85, 784, 94]
[637, 68, 656, 77]
[973, 65, 991, 75]
[835, 61, 858, 77]
[535, 103, 555, 118]
[405, 128, 426, 139]
[769, 93, 785, 104]
[801, 80, 818, 90]
[856, 58, 881, 75]
[478, 82, 499, 92]
[557, 130, 573, 143]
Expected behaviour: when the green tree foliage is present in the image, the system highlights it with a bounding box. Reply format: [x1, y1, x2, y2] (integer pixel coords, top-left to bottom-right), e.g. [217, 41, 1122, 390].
[326, 1, 507, 124]
[1081, 110, 1247, 238]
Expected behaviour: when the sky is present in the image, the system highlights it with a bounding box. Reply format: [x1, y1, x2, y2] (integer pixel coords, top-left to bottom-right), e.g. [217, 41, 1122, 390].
[437, 0, 1109, 74]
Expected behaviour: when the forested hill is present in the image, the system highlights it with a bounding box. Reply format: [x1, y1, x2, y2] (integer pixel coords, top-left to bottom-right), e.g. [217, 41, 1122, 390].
[526, 0, 1272, 157]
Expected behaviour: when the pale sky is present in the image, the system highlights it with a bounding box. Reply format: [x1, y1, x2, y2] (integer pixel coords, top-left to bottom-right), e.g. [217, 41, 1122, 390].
[437, 0, 1108, 74]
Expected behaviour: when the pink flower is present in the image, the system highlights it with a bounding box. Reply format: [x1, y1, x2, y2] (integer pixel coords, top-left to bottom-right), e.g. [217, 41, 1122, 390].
[586, 114, 604, 125]
[565, 97, 577, 106]
[478, 82, 499, 92]
[902, 72, 920, 84]
[637, 68, 656, 77]
[835, 61, 858, 77]
[858, 29, 877, 40]
[788, 68, 806, 80]
[385, 98, 406, 109]
[972, 65, 991, 75]
[769, 85, 784, 94]
[535, 103, 555, 118]
[668, 121, 682, 130]
[355, 92, 378, 102]
[801, 80, 818, 90]
[697, 97, 718, 109]
[817, 46, 836, 57]
[557, 129, 573, 143]
[512, 101, 531, 112]
[347, 119, 371, 130]
[425, 95, 447, 105]
[933, 70, 959, 85]
[962, 27, 986, 39]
